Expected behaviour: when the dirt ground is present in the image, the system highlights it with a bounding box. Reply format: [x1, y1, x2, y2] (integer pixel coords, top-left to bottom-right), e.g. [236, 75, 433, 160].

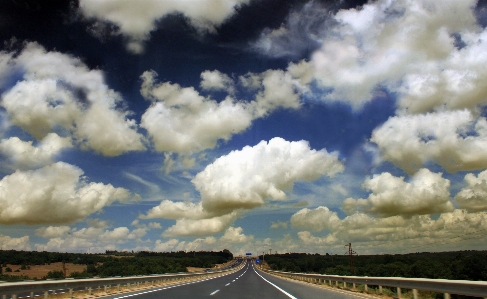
[1, 260, 235, 279]
[186, 260, 236, 273]
[2, 262, 87, 279]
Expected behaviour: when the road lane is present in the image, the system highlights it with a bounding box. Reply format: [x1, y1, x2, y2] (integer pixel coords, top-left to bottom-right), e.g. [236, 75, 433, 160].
[253, 263, 371, 299]
[104, 260, 365, 299]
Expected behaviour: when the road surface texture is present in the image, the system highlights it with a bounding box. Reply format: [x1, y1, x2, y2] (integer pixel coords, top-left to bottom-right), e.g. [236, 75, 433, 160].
[102, 260, 373, 299]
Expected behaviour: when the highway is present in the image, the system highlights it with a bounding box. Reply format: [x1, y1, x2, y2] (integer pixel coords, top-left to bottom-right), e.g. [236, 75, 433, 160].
[102, 260, 368, 299]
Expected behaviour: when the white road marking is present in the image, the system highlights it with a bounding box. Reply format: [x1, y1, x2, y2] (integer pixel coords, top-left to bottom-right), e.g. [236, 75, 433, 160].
[225, 283, 230, 286]
[210, 289, 220, 295]
[254, 268, 298, 299]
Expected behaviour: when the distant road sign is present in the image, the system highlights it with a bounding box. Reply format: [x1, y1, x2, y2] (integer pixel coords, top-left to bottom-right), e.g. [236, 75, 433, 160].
[256, 259, 260, 264]
[246, 253, 252, 256]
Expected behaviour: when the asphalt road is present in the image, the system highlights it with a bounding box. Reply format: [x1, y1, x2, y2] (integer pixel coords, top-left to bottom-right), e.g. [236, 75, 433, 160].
[103, 260, 369, 299]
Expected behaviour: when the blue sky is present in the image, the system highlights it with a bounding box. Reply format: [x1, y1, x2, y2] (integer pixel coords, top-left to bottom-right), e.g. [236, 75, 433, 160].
[1, 0, 487, 255]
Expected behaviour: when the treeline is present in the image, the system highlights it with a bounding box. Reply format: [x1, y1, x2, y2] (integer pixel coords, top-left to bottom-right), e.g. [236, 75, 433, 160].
[260, 251, 487, 281]
[0, 249, 233, 280]
[0, 250, 104, 266]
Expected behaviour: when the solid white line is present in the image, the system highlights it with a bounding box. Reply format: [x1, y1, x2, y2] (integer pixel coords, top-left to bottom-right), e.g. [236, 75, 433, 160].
[253, 268, 298, 299]
[210, 290, 220, 295]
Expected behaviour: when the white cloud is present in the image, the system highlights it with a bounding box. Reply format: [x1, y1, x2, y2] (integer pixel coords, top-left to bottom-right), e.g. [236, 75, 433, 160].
[0, 162, 137, 224]
[371, 110, 487, 174]
[141, 200, 212, 220]
[0, 235, 30, 250]
[140, 70, 254, 154]
[455, 170, 487, 212]
[0, 133, 72, 169]
[252, 70, 302, 118]
[220, 226, 253, 243]
[193, 137, 344, 216]
[342, 169, 454, 218]
[265, 0, 486, 112]
[162, 212, 238, 237]
[293, 209, 487, 254]
[154, 239, 180, 252]
[200, 70, 234, 93]
[148, 222, 163, 229]
[291, 206, 340, 232]
[78, 0, 251, 53]
[86, 218, 111, 229]
[140, 70, 302, 155]
[144, 137, 343, 238]
[37, 226, 148, 252]
[0, 42, 145, 156]
[35, 226, 71, 239]
[251, 0, 335, 58]
[270, 221, 288, 229]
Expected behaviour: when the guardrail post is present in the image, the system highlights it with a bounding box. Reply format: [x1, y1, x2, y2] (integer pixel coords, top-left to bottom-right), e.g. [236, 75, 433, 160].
[413, 289, 418, 299]
[344, 281, 347, 288]
[69, 288, 73, 299]
[329, 279, 332, 286]
[30, 292, 34, 298]
[379, 285, 382, 293]
[44, 291, 48, 299]
[444, 293, 450, 299]
[104, 285, 107, 292]
[397, 287, 402, 298]
[365, 284, 368, 292]
[117, 284, 120, 291]
[12, 294, 17, 299]
[88, 287, 92, 295]
[353, 283, 356, 290]
[2, 295, 5, 299]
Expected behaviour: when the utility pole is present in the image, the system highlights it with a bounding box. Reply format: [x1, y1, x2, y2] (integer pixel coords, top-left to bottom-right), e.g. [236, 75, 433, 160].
[345, 243, 356, 275]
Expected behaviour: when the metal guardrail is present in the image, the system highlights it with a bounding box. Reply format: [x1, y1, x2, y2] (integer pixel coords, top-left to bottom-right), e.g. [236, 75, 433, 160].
[0, 263, 243, 299]
[262, 268, 487, 298]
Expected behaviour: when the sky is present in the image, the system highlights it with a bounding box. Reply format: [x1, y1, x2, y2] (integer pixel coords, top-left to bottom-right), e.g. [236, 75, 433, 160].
[1, 0, 487, 256]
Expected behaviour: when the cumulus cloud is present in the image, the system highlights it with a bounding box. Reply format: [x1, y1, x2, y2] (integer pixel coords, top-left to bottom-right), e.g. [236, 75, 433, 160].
[371, 110, 487, 174]
[0, 42, 145, 156]
[455, 170, 487, 212]
[154, 239, 180, 252]
[220, 226, 253, 243]
[251, 70, 302, 118]
[0, 133, 72, 169]
[0, 162, 138, 224]
[200, 70, 234, 93]
[141, 200, 212, 220]
[263, 0, 486, 112]
[162, 212, 238, 237]
[140, 70, 254, 154]
[343, 169, 454, 218]
[252, 0, 336, 59]
[35, 226, 71, 239]
[0, 235, 30, 250]
[37, 226, 148, 252]
[78, 0, 251, 53]
[142, 137, 343, 237]
[270, 221, 288, 229]
[193, 137, 344, 215]
[140, 70, 302, 155]
[291, 206, 340, 232]
[293, 209, 487, 254]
